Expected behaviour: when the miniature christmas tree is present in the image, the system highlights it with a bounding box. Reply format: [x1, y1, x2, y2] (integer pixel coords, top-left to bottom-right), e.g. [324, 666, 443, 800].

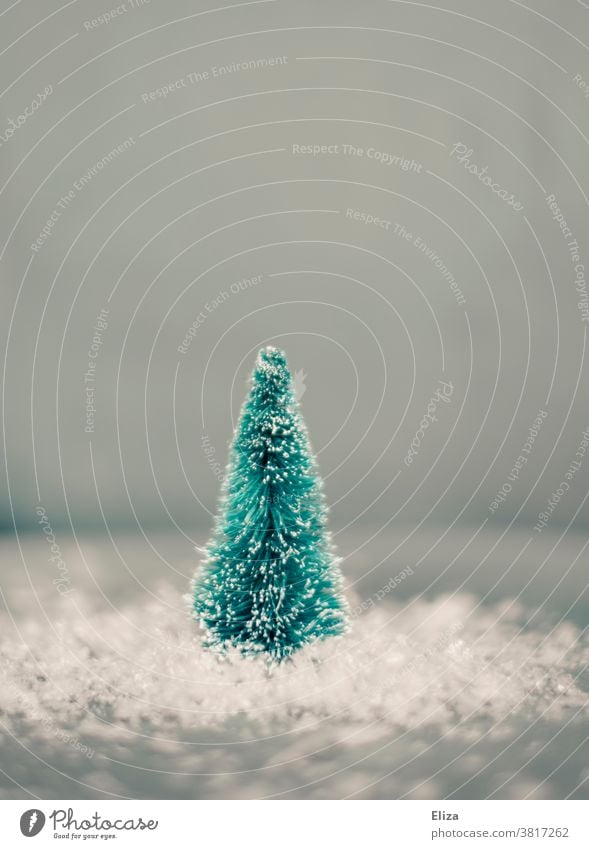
[192, 346, 348, 662]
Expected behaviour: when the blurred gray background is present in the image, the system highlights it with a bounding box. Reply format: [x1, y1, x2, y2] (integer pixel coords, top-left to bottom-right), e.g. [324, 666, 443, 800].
[0, 0, 588, 537]
[1, 0, 588, 801]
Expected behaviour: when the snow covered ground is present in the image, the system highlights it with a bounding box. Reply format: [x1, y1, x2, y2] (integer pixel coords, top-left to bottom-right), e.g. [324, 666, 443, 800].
[0, 527, 588, 799]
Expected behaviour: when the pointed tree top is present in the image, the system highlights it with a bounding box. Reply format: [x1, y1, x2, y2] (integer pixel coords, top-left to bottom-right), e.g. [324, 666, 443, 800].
[253, 346, 292, 394]
[256, 345, 287, 369]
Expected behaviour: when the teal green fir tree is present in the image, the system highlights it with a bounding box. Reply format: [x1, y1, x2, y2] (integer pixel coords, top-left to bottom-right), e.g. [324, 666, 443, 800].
[192, 346, 349, 662]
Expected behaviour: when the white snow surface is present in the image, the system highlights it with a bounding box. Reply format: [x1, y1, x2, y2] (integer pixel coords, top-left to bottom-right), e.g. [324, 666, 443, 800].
[1, 576, 588, 799]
